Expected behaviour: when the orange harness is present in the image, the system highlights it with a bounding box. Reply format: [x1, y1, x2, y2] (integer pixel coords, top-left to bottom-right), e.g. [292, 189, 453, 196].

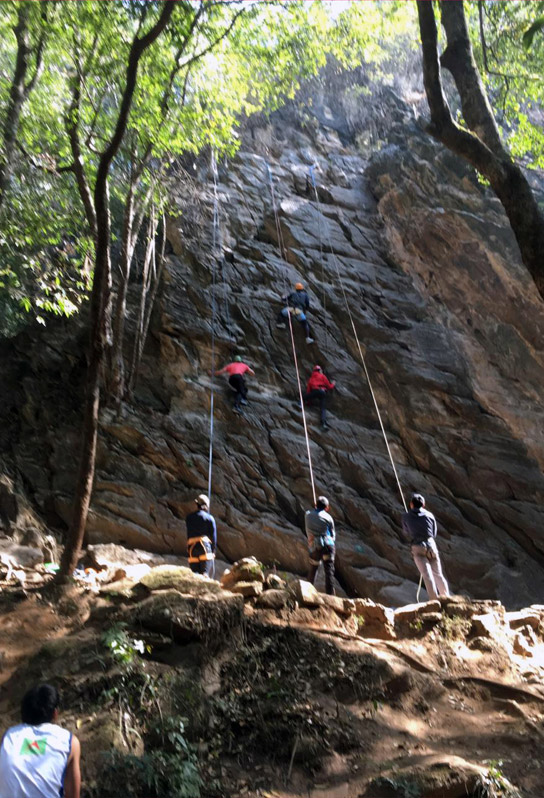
[187, 536, 214, 564]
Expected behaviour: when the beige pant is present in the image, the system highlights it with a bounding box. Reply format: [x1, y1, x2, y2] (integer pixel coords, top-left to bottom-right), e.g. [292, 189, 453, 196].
[412, 538, 449, 600]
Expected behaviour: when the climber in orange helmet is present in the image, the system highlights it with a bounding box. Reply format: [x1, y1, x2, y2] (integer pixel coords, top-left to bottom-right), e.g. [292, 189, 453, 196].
[276, 282, 314, 344]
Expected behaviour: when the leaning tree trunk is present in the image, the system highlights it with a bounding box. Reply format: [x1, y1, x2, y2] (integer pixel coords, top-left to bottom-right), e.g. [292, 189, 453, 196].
[57, 1, 175, 581]
[417, 0, 544, 299]
[0, 4, 31, 209]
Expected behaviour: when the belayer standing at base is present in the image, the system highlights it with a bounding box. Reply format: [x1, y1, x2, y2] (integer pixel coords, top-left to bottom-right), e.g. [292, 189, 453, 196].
[401, 493, 449, 600]
[304, 365, 335, 431]
[276, 282, 314, 343]
[305, 495, 336, 595]
[215, 355, 255, 414]
[185, 494, 217, 576]
[0, 684, 81, 798]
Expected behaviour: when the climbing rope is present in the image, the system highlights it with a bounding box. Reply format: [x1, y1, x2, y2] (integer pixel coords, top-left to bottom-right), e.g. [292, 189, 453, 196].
[207, 150, 221, 504]
[266, 163, 317, 505]
[308, 165, 330, 356]
[307, 167, 425, 598]
[307, 166, 407, 514]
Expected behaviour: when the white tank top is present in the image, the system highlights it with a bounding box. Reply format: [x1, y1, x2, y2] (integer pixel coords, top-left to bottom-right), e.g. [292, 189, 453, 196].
[0, 722, 72, 798]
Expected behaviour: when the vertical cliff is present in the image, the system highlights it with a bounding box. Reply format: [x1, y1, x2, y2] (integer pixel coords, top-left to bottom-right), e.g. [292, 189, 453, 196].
[2, 81, 544, 608]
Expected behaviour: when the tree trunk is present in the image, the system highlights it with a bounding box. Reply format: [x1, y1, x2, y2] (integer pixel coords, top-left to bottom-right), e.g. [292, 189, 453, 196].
[0, 4, 31, 209]
[57, 2, 175, 581]
[128, 210, 164, 396]
[417, 0, 544, 300]
[108, 182, 135, 409]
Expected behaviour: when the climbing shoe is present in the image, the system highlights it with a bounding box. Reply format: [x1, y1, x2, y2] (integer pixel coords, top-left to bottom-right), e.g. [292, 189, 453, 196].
[321, 422, 330, 431]
[306, 336, 315, 344]
[240, 399, 248, 406]
[233, 406, 242, 414]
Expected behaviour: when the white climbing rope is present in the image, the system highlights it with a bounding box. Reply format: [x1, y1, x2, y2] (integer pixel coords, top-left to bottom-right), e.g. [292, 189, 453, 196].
[308, 167, 425, 599]
[207, 150, 221, 505]
[266, 163, 317, 505]
[308, 167, 407, 514]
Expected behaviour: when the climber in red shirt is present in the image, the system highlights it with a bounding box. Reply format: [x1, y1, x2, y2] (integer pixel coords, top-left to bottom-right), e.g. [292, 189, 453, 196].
[304, 365, 335, 431]
[215, 356, 255, 414]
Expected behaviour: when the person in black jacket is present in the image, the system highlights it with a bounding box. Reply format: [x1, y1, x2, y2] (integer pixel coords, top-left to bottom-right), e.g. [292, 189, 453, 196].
[401, 493, 449, 600]
[185, 494, 217, 576]
[276, 282, 314, 343]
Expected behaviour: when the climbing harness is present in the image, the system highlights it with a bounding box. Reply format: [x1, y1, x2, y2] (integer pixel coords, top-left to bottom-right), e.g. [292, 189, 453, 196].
[187, 536, 215, 566]
[266, 162, 317, 505]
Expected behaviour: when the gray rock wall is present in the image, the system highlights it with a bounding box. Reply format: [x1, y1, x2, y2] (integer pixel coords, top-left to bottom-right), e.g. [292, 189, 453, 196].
[2, 86, 544, 608]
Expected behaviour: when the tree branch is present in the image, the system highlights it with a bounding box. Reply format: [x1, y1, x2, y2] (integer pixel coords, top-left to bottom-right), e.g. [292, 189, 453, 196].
[66, 69, 98, 238]
[440, 0, 504, 156]
[0, 3, 32, 209]
[417, 0, 544, 300]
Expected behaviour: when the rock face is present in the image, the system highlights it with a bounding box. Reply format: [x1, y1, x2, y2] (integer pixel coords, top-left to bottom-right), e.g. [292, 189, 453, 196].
[1, 81, 544, 607]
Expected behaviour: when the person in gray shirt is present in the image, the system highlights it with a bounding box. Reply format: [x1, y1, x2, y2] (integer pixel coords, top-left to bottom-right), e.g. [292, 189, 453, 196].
[305, 495, 336, 595]
[401, 493, 449, 600]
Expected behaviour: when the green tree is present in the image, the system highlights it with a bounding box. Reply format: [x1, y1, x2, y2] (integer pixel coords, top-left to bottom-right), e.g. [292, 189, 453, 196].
[417, 0, 544, 299]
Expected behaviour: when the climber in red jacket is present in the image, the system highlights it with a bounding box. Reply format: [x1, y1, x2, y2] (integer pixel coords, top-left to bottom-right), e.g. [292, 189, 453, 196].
[215, 356, 255, 413]
[304, 365, 335, 431]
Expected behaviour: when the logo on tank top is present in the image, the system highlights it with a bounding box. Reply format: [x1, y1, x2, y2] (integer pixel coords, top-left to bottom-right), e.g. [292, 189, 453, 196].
[20, 738, 47, 756]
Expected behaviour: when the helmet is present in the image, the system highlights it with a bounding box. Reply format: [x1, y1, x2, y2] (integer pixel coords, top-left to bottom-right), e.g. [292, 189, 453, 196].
[195, 493, 210, 508]
[313, 365, 322, 372]
[411, 493, 425, 509]
[294, 282, 304, 290]
[234, 355, 242, 362]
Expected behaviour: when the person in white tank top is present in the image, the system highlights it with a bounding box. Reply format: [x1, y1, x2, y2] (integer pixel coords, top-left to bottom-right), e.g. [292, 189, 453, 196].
[0, 684, 81, 798]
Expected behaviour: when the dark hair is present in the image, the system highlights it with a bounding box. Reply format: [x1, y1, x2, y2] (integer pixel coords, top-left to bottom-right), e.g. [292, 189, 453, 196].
[411, 493, 425, 509]
[21, 684, 59, 725]
[316, 495, 329, 511]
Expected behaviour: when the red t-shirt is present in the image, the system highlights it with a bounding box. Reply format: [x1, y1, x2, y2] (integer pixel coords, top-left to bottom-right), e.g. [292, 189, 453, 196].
[221, 362, 251, 376]
[307, 372, 335, 392]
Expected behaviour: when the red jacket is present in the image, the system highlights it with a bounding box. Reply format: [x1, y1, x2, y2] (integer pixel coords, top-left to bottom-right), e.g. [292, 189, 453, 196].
[306, 371, 335, 393]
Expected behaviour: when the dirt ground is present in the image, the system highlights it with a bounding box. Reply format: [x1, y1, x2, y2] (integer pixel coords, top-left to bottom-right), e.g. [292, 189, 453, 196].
[1, 581, 543, 798]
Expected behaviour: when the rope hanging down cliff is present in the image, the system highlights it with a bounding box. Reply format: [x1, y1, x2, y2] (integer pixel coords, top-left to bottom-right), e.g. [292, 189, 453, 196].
[307, 166, 408, 514]
[207, 151, 221, 505]
[266, 163, 317, 505]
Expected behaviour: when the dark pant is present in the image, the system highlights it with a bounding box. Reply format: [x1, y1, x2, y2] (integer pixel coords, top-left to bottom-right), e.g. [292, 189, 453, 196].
[304, 388, 327, 424]
[188, 538, 214, 577]
[307, 543, 335, 595]
[277, 307, 311, 338]
[228, 374, 248, 408]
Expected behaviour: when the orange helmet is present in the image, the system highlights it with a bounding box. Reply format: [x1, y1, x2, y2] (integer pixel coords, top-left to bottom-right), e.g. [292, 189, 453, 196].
[295, 282, 304, 290]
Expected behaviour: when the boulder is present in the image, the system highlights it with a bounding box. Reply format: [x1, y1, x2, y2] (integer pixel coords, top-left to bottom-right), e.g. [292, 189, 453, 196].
[264, 572, 286, 590]
[513, 632, 533, 657]
[139, 565, 222, 596]
[130, 588, 243, 645]
[321, 594, 353, 616]
[256, 588, 290, 610]
[365, 754, 499, 798]
[394, 600, 442, 624]
[353, 598, 396, 640]
[293, 579, 323, 608]
[504, 610, 541, 631]
[471, 613, 502, 639]
[85, 543, 181, 570]
[231, 581, 263, 598]
[220, 557, 265, 590]
[0, 540, 43, 568]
